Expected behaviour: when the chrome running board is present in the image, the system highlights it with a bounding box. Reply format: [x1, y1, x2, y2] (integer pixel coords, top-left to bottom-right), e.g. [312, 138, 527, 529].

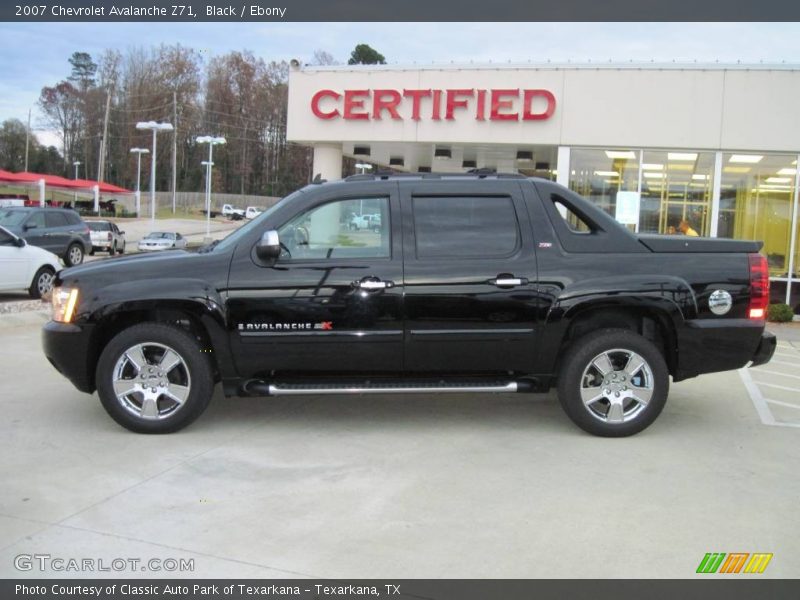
[242, 380, 521, 396]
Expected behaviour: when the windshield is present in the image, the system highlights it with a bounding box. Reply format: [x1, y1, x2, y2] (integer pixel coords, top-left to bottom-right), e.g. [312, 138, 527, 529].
[0, 210, 28, 227]
[145, 232, 172, 239]
[88, 222, 111, 231]
[207, 191, 301, 253]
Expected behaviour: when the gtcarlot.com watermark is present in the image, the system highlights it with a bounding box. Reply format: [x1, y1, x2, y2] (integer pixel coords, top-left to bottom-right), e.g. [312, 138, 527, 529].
[14, 553, 194, 573]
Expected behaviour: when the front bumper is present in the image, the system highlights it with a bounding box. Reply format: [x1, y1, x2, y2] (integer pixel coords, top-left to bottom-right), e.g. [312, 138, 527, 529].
[750, 331, 777, 368]
[42, 320, 95, 394]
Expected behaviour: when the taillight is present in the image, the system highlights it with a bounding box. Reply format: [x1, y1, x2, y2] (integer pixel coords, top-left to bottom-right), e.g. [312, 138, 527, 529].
[748, 253, 769, 320]
[107, 232, 112, 241]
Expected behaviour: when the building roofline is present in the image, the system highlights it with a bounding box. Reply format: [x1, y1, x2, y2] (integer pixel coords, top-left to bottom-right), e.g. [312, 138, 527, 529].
[296, 61, 800, 73]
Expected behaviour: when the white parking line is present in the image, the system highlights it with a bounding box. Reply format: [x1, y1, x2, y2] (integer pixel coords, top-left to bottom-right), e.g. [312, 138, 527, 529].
[738, 368, 800, 428]
[754, 381, 800, 393]
[767, 359, 800, 367]
[765, 398, 800, 411]
[752, 369, 800, 380]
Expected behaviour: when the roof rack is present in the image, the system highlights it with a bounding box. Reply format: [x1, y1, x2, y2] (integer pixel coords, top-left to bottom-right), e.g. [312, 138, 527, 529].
[343, 169, 526, 182]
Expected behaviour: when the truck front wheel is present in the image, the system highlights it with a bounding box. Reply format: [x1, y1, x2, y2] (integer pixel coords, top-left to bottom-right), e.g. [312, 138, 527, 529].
[96, 323, 214, 433]
[557, 328, 669, 437]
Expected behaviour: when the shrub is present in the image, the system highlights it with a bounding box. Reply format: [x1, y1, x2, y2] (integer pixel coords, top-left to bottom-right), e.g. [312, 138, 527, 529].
[767, 303, 795, 323]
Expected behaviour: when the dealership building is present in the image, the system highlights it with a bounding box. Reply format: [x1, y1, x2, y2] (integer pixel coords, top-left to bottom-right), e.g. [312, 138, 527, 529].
[287, 62, 800, 305]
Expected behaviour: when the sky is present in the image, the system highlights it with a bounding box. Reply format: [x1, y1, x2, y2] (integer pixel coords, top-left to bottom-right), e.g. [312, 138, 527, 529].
[2, 21, 800, 146]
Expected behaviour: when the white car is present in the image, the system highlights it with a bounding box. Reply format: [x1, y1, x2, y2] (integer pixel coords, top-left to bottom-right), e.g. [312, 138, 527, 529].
[0, 225, 60, 298]
[245, 206, 263, 219]
[137, 232, 188, 252]
[87, 220, 126, 255]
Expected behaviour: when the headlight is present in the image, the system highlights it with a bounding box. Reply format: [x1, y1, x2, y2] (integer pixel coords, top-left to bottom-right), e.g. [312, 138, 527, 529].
[52, 287, 79, 323]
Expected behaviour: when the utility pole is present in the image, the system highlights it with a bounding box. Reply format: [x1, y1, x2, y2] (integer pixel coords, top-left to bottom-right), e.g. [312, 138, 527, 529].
[171, 91, 177, 214]
[24, 108, 31, 171]
[97, 90, 112, 182]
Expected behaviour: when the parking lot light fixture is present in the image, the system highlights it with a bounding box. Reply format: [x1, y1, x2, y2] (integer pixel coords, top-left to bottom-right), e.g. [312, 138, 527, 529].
[136, 121, 174, 224]
[196, 136, 226, 238]
[129, 148, 150, 218]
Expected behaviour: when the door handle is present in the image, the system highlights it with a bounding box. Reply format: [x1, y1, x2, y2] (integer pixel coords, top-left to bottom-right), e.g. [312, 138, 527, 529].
[355, 279, 395, 290]
[489, 275, 528, 288]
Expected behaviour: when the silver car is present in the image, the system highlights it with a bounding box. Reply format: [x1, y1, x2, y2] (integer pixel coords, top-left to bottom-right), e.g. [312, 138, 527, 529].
[137, 232, 188, 252]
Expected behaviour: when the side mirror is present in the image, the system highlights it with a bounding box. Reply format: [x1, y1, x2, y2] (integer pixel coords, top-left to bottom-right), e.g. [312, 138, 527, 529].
[119, 231, 125, 235]
[15, 237, 26, 248]
[255, 230, 281, 262]
[24, 223, 37, 231]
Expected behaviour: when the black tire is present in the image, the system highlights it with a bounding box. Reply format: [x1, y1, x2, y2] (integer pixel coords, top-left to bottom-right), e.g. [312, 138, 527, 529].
[95, 323, 214, 433]
[28, 266, 55, 299]
[110, 241, 117, 255]
[64, 242, 84, 266]
[556, 328, 669, 437]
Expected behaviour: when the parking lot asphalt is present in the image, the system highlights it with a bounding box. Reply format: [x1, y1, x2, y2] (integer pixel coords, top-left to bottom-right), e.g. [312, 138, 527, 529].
[0, 319, 798, 579]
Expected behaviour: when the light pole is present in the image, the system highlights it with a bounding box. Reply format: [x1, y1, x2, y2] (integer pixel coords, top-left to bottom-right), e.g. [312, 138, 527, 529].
[196, 136, 226, 239]
[72, 161, 81, 204]
[354, 163, 372, 215]
[130, 148, 149, 218]
[136, 121, 173, 226]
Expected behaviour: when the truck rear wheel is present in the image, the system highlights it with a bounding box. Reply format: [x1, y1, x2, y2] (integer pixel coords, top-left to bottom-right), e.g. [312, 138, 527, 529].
[557, 328, 669, 437]
[95, 323, 214, 433]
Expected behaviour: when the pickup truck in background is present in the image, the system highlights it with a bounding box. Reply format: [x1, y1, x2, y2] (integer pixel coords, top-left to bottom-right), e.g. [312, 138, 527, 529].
[42, 172, 775, 436]
[87, 220, 126, 255]
[245, 206, 263, 219]
[221, 204, 245, 220]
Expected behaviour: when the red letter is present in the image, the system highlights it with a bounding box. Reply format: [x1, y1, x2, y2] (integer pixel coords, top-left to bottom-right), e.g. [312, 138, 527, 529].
[343, 90, 370, 120]
[403, 89, 431, 120]
[431, 90, 442, 120]
[522, 89, 556, 120]
[372, 89, 402, 120]
[311, 89, 341, 119]
[476, 89, 486, 121]
[490, 89, 519, 121]
[445, 89, 474, 120]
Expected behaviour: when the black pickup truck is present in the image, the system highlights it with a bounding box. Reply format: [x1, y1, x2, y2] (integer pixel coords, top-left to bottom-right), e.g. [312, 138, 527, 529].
[42, 173, 776, 436]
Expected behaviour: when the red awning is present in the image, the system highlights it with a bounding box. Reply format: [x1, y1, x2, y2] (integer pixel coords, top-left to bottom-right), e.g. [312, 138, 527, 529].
[0, 170, 132, 193]
[72, 178, 132, 194]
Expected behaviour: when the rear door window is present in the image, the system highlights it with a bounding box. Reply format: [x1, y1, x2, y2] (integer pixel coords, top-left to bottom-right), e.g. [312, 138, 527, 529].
[45, 212, 69, 228]
[412, 196, 519, 259]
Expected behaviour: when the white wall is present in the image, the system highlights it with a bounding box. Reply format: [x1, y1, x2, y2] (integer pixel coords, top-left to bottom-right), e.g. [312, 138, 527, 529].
[287, 65, 800, 153]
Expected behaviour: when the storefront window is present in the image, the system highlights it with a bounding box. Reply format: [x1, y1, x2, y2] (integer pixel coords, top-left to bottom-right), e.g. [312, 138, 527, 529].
[639, 151, 715, 235]
[568, 148, 639, 219]
[718, 154, 797, 277]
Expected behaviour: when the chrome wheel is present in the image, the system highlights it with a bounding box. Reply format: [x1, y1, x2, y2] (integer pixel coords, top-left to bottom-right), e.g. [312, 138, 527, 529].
[579, 348, 654, 424]
[111, 342, 191, 420]
[36, 270, 54, 296]
[68, 244, 83, 265]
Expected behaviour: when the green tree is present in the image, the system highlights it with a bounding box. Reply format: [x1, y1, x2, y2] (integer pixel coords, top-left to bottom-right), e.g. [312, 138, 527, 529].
[0, 119, 31, 171]
[347, 44, 386, 65]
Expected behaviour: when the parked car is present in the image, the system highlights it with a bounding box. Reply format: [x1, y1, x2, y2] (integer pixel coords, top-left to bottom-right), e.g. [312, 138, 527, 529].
[137, 231, 188, 252]
[0, 207, 91, 266]
[222, 204, 245, 219]
[87, 220, 126, 255]
[43, 172, 775, 435]
[245, 206, 263, 219]
[0, 225, 60, 298]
